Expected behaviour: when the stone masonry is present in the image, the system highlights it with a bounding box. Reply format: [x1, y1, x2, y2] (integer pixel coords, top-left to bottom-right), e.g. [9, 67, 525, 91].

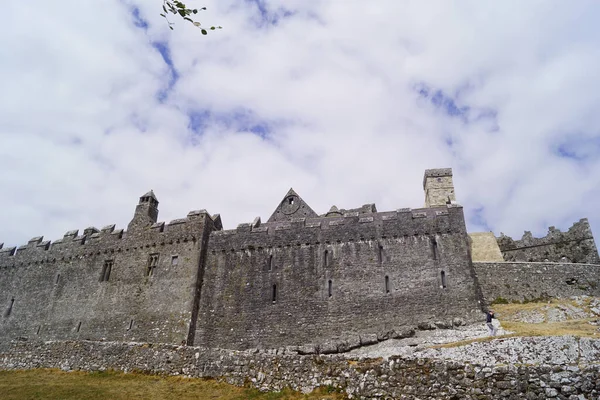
[0, 168, 599, 350]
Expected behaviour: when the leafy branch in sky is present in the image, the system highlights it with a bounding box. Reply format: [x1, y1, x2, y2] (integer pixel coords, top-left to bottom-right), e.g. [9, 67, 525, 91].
[160, 1, 222, 33]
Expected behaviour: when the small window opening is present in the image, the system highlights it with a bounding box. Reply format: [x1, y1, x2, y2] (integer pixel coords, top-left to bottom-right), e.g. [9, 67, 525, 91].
[55, 274, 60, 284]
[5, 298, 14, 317]
[127, 319, 134, 331]
[100, 260, 113, 282]
[36, 325, 41, 335]
[288, 197, 294, 205]
[431, 237, 438, 260]
[272, 284, 277, 302]
[76, 321, 82, 333]
[268, 254, 273, 271]
[441, 270, 447, 289]
[385, 276, 390, 294]
[378, 245, 384, 263]
[323, 250, 329, 267]
[171, 255, 179, 266]
[328, 280, 333, 298]
[147, 253, 159, 277]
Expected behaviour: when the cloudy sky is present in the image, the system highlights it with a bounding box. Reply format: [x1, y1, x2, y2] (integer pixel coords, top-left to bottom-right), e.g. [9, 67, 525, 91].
[1, 0, 599, 248]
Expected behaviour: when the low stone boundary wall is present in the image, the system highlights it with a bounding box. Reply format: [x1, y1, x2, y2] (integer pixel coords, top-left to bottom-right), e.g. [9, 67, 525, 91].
[1, 339, 600, 399]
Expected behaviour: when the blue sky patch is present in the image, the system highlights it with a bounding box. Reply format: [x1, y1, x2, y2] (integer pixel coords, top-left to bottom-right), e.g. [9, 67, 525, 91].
[415, 82, 499, 131]
[151, 41, 180, 102]
[553, 135, 600, 162]
[130, 6, 149, 30]
[188, 108, 274, 139]
[245, 0, 297, 27]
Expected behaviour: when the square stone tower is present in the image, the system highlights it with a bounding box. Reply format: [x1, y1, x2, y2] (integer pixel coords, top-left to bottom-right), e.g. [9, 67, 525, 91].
[423, 168, 456, 207]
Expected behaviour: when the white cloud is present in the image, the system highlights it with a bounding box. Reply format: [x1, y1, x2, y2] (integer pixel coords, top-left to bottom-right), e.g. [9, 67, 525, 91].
[1, 0, 599, 248]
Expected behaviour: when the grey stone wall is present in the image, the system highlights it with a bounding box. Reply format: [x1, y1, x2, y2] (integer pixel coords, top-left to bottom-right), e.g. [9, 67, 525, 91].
[497, 219, 600, 264]
[195, 204, 484, 350]
[474, 261, 600, 303]
[2, 339, 600, 399]
[0, 203, 215, 345]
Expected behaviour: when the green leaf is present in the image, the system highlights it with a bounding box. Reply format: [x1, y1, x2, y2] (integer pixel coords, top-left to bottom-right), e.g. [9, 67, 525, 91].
[169, 25, 174, 30]
[184, 17, 192, 22]
[193, 21, 201, 27]
[201, 29, 207, 35]
[192, 9, 198, 14]
[160, 13, 166, 17]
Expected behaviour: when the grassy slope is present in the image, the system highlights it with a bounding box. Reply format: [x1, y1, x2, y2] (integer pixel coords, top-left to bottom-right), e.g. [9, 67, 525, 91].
[0, 369, 346, 400]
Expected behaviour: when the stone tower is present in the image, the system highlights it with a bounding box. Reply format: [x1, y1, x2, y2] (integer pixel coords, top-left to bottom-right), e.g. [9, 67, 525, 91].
[127, 190, 159, 231]
[423, 168, 456, 207]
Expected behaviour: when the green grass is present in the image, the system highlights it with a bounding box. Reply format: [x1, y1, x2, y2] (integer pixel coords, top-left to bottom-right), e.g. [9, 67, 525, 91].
[0, 369, 347, 400]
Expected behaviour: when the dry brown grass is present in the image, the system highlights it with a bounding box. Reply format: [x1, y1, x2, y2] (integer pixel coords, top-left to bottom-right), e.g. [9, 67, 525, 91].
[493, 298, 600, 338]
[0, 369, 347, 400]
[434, 298, 600, 348]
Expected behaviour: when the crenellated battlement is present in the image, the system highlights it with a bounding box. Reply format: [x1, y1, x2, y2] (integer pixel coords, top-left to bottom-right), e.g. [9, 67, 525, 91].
[0, 207, 218, 267]
[497, 218, 599, 264]
[209, 203, 466, 252]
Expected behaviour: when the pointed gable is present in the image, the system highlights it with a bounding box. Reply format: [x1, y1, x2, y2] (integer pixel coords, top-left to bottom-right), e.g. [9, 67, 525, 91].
[267, 188, 319, 223]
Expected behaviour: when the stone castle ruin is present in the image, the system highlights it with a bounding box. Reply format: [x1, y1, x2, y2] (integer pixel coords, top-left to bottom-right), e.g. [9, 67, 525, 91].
[1, 168, 599, 353]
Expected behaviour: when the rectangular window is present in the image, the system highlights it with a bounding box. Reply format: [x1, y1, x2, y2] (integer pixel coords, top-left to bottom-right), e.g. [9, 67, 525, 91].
[100, 260, 113, 282]
[385, 276, 390, 294]
[171, 255, 179, 266]
[127, 319, 134, 330]
[76, 321, 82, 333]
[323, 250, 329, 267]
[378, 245, 384, 263]
[147, 253, 159, 277]
[328, 280, 333, 298]
[441, 270, 447, 289]
[272, 284, 277, 302]
[55, 274, 60, 285]
[268, 254, 273, 271]
[5, 298, 14, 317]
[431, 237, 438, 260]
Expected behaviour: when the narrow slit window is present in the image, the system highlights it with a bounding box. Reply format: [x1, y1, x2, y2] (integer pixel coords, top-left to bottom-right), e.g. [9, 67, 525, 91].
[272, 284, 277, 302]
[328, 280, 333, 298]
[100, 260, 113, 282]
[76, 321, 82, 333]
[385, 276, 390, 294]
[36, 325, 41, 335]
[441, 270, 447, 289]
[171, 255, 179, 266]
[128, 319, 134, 330]
[323, 250, 329, 267]
[268, 254, 273, 271]
[431, 237, 438, 260]
[378, 245, 384, 263]
[147, 253, 159, 277]
[55, 274, 60, 285]
[5, 298, 14, 317]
